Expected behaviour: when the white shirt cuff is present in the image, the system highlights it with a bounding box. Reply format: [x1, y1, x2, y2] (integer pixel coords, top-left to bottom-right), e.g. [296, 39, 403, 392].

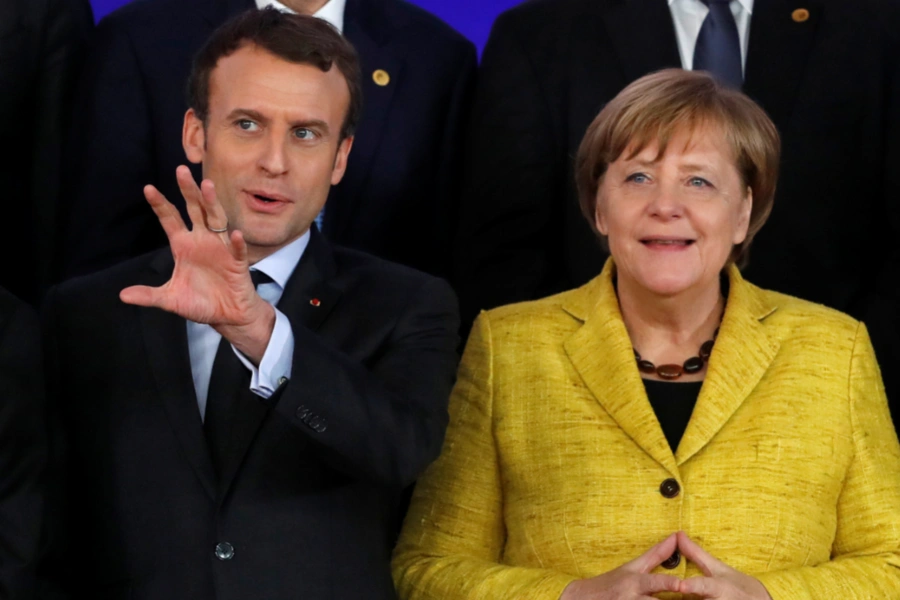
[233, 307, 294, 399]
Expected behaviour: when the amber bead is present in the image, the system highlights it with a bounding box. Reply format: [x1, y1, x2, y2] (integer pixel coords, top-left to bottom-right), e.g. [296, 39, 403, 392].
[637, 360, 656, 374]
[657, 364, 683, 380]
[699, 340, 715, 360]
[683, 356, 704, 373]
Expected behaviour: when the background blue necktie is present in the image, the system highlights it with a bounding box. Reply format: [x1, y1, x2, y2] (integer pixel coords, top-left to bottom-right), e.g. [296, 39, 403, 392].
[693, 0, 743, 89]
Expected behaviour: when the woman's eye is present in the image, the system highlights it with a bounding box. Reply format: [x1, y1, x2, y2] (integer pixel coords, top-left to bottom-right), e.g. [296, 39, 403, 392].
[294, 128, 316, 140]
[237, 120, 258, 131]
[626, 173, 649, 184]
[689, 177, 711, 188]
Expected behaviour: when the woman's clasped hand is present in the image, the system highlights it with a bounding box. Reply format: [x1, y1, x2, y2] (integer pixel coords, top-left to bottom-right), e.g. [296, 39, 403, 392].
[560, 532, 772, 600]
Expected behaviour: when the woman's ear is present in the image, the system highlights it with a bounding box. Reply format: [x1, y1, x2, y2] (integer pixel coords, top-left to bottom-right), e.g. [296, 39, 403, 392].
[733, 186, 753, 244]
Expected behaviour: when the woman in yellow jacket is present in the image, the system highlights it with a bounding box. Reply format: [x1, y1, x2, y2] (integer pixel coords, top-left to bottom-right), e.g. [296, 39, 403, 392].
[393, 69, 900, 599]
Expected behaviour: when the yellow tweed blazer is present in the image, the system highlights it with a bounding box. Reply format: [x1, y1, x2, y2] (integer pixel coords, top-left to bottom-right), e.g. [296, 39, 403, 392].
[393, 261, 900, 599]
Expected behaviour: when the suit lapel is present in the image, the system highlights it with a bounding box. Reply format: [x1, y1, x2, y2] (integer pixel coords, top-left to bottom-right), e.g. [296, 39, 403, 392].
[743, 0, 823, 124]
[139, 251, 218, 501]
[599, 0, 682, 84]
[563, 261, 679, 477]
[330, 0, 402, 239]
[676, 266, 780, 465]
[193, 0, 255, 29]
[217, 231, 343, 496]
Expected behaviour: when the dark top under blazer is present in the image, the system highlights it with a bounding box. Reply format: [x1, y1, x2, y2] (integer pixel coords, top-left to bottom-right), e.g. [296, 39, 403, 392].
[61, 0, 476, 280]
[42, 231, 460, 599]
[454, 0, 900, 404]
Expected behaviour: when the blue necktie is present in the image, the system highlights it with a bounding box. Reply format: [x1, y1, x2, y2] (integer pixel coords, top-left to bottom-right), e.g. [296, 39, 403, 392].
[693, 0, 743, 89]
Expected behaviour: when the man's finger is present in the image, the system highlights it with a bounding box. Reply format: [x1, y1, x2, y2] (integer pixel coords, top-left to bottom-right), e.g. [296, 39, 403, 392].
[677, 532, 721, 577]
[144, 185, 187, 241]
[175, 165, 207, 231]
[231, 230, 249, 264]
[626, 533, 678, 574]
[638, 573, 682, 594]
[199, 179, 230, 234]
[120, 284, 166, 308]
[679, 575, 722, 598]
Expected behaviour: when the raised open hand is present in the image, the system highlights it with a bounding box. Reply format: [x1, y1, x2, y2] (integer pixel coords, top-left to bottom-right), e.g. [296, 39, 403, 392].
[559, 534, 682, 599]
[677, 532, 773, 600]
[120, 166, 275, 362]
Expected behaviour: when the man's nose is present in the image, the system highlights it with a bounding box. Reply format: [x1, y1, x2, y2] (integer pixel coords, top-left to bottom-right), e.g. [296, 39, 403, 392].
[257, 135, 289, 176]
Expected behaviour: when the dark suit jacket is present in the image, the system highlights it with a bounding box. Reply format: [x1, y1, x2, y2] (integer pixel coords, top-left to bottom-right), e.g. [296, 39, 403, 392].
[454, 0, 900, 403]
[61, 0, 476, 281]
[0, 288, 47, 598]
[0, 0, 92, 305]
[42, 232, 459, 599]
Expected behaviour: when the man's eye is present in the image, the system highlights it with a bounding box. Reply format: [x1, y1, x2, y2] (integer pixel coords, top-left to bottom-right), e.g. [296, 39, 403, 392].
[237, 120, 258, 131]
[294, 128, 316, 140]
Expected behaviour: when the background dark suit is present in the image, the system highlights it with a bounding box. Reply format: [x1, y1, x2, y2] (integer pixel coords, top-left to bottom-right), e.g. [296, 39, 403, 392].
[61, 0, 476, 280]
[0, 0, 92, 305]
[43, 231, 459, 599]
[0, 288, 47, 598]
[454, 0, 900, 404]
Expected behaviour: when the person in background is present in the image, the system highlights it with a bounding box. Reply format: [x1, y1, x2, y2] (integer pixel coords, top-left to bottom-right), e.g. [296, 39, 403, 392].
[0, 0, 92, 305]
[62, 0, 475, 281]
[395, 70, 900, 600]
[0, 287, 47, 598]
[454, 0, 900, 408]
[44, 11, 459, 598]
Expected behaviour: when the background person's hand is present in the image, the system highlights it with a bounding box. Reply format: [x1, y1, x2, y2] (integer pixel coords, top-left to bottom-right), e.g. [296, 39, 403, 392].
[120, 166, 275, 362]
[677, 531, 773, 600]
[559, 533, 682, 599]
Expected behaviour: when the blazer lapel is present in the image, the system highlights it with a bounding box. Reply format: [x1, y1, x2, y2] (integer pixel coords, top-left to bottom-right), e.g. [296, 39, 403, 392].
[743, 0, 823, 124]
[330, 0, 402, 239]
[563, 261, 679, 477]
[218, 230, 343, 496]
[676, 266, 780, 465]
[139, 251, 218, 501]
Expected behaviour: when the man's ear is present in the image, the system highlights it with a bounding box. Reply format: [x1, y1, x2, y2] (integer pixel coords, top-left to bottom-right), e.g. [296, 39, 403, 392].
[182, 108, 205, 165]
[330, 136, 354, 186]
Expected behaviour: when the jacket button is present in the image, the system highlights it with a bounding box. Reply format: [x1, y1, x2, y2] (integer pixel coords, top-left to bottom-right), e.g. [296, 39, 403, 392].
[278, 376, 288, 386]
[215, 542, 234, 561]
[661, 549, 681, 569]
[296, 406, 311, 420]
[659, 478, 680, 498]
[315, 419, 328, 433]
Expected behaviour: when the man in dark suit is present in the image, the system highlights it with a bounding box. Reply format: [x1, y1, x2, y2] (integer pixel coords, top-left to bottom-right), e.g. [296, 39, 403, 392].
[454, 0, 900, 402]
[0, 0, 92, 305]
[43, 11, 459, 598]
[0, 288, 47, 599]
[61, 0, 474, 281]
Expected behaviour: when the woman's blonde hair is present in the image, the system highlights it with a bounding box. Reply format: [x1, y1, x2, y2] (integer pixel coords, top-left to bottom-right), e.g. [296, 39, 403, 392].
[574, 69, 781, 267]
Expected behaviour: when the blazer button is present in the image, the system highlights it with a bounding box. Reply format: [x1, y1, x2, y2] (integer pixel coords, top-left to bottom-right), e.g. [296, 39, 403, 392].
[661, 549, 681, 569]
[315, 419, 328, 433]
[296, 405, 311, 420]
[278, 376, 288, 386]
[659, 478, 681, 498]
[215, 542, 235, 561]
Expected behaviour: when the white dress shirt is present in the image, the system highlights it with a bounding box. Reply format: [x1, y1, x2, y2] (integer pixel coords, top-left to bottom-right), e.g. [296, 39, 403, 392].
[188, 231, 309, 419]
[668, 0, 754, 73]
[256, 0, 346, 33]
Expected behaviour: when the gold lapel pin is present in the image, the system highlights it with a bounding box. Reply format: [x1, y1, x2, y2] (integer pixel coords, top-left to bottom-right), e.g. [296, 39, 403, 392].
[310, 298, 321, 307]
[372, 69, 391, 87]
[792, 8, 810, 22]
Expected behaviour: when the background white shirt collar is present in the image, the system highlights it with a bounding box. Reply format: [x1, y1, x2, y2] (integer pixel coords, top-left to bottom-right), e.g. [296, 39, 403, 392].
[255, 0, 346, 34]
[667, 0, 754, 72]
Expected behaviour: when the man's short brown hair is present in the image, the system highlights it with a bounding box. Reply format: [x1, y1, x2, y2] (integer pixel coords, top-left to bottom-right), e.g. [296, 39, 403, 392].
[574, 69, 781, 268]
[187, 7, 362, 141]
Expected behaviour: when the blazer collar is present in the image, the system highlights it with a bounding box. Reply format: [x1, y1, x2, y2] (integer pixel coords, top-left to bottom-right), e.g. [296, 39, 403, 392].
[563, 259, 780, 475]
